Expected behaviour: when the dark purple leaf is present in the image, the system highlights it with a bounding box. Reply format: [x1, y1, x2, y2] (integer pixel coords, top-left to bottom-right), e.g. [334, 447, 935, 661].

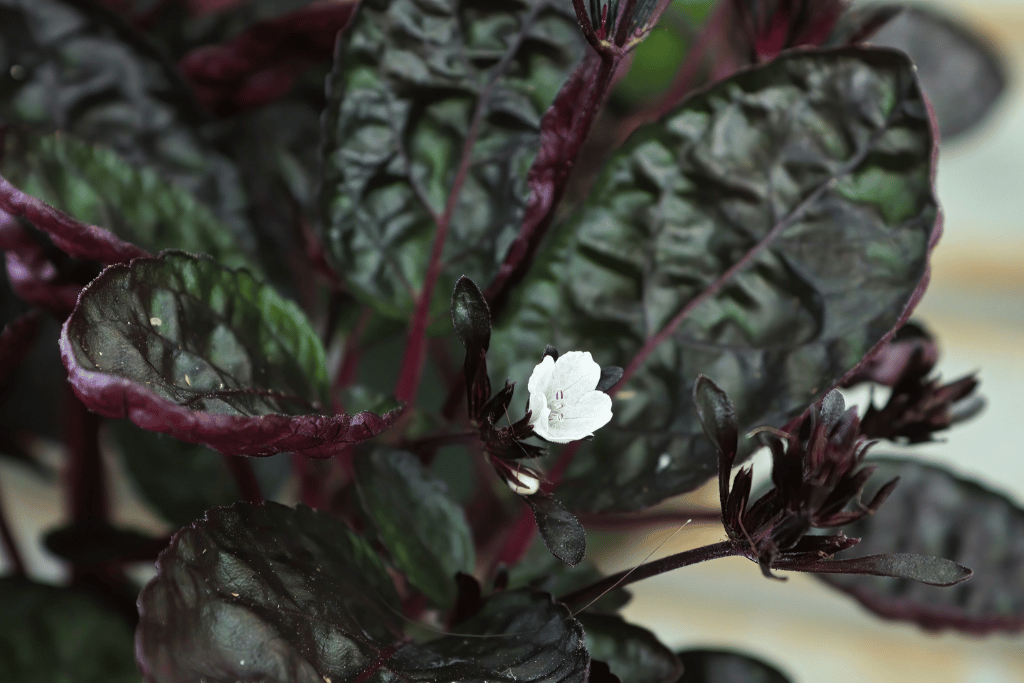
[452, 276, 492, 420]
[842, 320, 937, 387]
[0, 213, 85, 316]
[869, 5, 1007, 139]
[818, 456, 1024, 634]
[524, 493, 587, 566]
[0, 0, 251, 240]
[0, 577, 138, 683]
[595, 366, 624, 393]
[60, 251, 399, 457]
[356, 448, 474, 607]
[492, 47, 939, 512]
[179, 1, 357, 116]
[826, 4, 903, 47]
[137, 502, 590, 683]
[0, 131, 257, 272]
[320, 0, 585, 321]
[577, 613, 681, 683]
[0, 173, 146, 265]
[43, 520, 162, 564]
[677, 649, 791, 683]
[783, 552, 971, 586]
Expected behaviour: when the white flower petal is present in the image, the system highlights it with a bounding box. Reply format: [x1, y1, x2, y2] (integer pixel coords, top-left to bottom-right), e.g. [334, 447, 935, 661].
[540, 391, 613, 443]
[528, 391, 550, 429]
[549, 351, 601, 403]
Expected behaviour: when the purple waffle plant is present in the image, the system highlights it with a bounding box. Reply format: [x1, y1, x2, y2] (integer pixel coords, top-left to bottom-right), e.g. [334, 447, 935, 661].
[0, 0, 1019, 681]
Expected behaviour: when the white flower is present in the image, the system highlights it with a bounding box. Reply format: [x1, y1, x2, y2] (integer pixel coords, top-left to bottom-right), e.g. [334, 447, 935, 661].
[527, 351, 613, 443]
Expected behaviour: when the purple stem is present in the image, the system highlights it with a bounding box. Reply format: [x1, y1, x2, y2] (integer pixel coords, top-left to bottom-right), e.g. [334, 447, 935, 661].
[224, 456, 264, 505]
[558, 540, 737, 606]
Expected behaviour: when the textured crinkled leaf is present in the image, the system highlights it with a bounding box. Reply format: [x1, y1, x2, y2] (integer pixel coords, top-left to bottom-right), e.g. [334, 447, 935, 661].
[869, 6, 1006, 139]
[320, 0, 585, 319]
[138, 502, 589, 683]
[61, 251, 398, 456]
[0, 578, 138, 683]
[0, 0, 251, 244]
[577, 614, 681, 683]
[356, 448, 474, 607]
[0, 132, 257, 272]
[677, 649, 791, 683]
[492, 47, 938, 511]
[818, 456, 1024, 634]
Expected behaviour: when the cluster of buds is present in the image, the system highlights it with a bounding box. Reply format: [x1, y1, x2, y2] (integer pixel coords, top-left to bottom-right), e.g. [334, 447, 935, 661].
[695, 377, 898, 578]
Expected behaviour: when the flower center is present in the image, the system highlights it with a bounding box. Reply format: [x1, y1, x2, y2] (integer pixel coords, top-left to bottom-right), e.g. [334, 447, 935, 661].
[549, 389, 566, 422]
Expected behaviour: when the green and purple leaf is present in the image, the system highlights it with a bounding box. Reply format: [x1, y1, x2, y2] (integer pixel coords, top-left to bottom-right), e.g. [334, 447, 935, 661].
[60, 251, 398, 457]
[817, 456, 1024, 634]
[319, 0, 586, 320]
[492, 47, 940, 512]
[577, 613, 681, 683]
[137, 502, 590, 683]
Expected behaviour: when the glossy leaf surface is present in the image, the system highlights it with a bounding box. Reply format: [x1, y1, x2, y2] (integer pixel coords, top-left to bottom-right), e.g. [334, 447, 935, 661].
[819, 456, 1024, 634]
[492, 47, 939, 511]
[677, 649, 791, 683]
[61, 251, 398, 456]
[0, 0, 250, 238]
[320, 0, 585, 319]
[138, 502, 589, 683]
[0, 578, 137, 683]
[356, 448, 474, 606]
[0, 132, 256, 271]
[578, 613, 680, 683]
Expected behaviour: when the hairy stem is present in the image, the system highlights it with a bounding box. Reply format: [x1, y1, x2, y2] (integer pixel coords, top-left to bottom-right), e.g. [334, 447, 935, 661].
[559, 539, 737, 606]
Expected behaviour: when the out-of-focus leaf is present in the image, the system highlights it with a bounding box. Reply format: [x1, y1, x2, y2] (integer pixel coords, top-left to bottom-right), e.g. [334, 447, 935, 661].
[180, 0, 357, 115]
[492, 47, 938, 512]
[818, 456, 1024, 634]
[0, 0, 251, 242]
[60, 251, 399, 457]
[782, 552, 971, 586]
[677, 649, 791, 683]
[0, 309, 39, 384]
[113, 420, 289, 527]
[43, 520, 161, 564]
[0, 577, 138, 683]
[0, 132, 257, 272]
[578, 613, 681, 683]
[869, 5, 1006, 140]
[356, 448, 474, 607]
[320, 0, 585, 320]
[507, 538, 631, 614]
[138, 502, 590, 683]
[0, 210, 87, 315]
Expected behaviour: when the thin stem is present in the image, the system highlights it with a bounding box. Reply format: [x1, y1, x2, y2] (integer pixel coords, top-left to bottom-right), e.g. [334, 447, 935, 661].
[65, 393, 107, 525]
[0, 477, 25, 576]
[224, 456, 264, 505]
[558, 539, 737, 607]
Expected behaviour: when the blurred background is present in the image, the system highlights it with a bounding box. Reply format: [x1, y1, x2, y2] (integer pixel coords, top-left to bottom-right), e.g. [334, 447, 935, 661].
[0, 1, 1021, 681]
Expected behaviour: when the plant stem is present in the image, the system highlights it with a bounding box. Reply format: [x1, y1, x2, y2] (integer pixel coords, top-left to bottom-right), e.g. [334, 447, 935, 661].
[224, 456, 264, 505]
[558, 539, 737, 607]
[0, 476, 25, 576]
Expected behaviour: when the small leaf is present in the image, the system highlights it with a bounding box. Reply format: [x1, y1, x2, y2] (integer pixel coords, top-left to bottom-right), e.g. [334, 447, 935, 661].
[525, 493, 587, 566]
[320, 0, 585, 319]
[452, 276, 492, 419]
[138, 502, 589, 683]
[692, 375, 738, 462]
[787, 552, 971, 587]
[677, 649, 792, 683]
[356, 448, 475, 607]
[870, 5, 1007, 139]
[60, 251, 398, 457]
[0, 578, 138, 683]
[817, 456, 1024, 634]
[577, 613, 681, 683]
[492, 47, 938, 512]
[43, 521, 161, 565]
